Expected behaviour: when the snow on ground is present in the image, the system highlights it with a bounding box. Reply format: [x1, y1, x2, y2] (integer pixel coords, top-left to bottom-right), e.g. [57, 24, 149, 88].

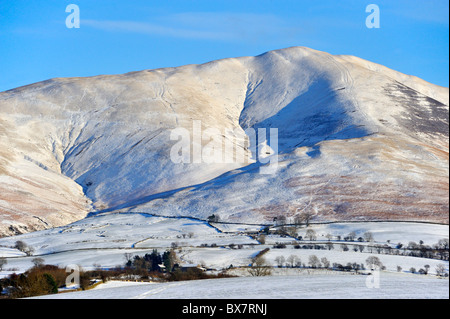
[0, 219, 447, 276]
[179, 247, 258, 269]
[0, 246, 26, 258]
[295, 222, 449, 246]
[176, 245, 449, 275]
[264, 235, 297, 245]
[263, 247, 448, 275]
[91, 280, 153, 290]
[0, 213, 258, 256]
[4, 243, 446, 278]
[30, 273, 449, 299]
[0, 248, 163, 276]
[210, 223, 264, 233]
[1, 218, 447, 299]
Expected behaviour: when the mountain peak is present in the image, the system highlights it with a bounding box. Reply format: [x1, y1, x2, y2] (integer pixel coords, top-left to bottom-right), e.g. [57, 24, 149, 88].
[0, 47, 448, 237]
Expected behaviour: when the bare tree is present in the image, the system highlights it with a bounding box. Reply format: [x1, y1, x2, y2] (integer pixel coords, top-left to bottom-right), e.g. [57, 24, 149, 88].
[286, 255, 299, 268]
[305, 229, 317, 241]
[14, 240, 27, 252]
[31, 257, 45, 268]
[248, 256, 272, 276]
[293, 215, 303, 228]
[366, 256, 383, 270]
[274, 256, 285, 268]
[0, 257, 7, 271]
[435, 264, 448, 277]
[321, 257, 330, 269]
[14, 240, 34, 256]
[25, 246, 34, 256]
[347, 231, 357, 241]
[308, 255, 321, 268]
[300, 212, 313, 227]
[124, 252, 133, 264]
[363, 231, 374, 243]
[286, 227, 298, 238]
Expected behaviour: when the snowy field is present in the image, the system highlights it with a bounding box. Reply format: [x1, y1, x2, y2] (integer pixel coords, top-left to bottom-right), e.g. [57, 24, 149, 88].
[31, 273, 449, 299]
[3, 243, 446, 278]
[175, 246, 448, 275]
[0, 213, 258, 256]
[0, 216, 448, 276]
[1, 215, 448, 300]
[294, 222, 449, 245]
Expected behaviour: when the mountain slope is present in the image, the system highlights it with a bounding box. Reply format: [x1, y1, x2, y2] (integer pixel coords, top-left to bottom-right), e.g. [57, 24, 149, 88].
[0, 46, 448, 237]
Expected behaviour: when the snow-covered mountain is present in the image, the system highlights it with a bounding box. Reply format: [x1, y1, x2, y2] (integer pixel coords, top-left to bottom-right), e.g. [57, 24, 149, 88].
[0, 46, 448, 237]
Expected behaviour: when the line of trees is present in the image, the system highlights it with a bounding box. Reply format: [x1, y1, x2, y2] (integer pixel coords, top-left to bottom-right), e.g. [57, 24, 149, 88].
[249, 254, 382, 275]
[270, 238, 449, 261]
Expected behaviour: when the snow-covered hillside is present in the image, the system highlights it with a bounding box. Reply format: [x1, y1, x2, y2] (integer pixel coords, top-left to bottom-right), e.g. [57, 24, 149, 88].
[0, 46, 448, 236]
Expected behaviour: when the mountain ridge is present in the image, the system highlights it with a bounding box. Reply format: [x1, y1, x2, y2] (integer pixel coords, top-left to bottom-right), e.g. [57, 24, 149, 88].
[0, 46, 448, 237]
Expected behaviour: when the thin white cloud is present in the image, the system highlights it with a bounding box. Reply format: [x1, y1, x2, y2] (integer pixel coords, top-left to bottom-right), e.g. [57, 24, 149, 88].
[83, 12, 303, 43]
[83, 19, 232, 40]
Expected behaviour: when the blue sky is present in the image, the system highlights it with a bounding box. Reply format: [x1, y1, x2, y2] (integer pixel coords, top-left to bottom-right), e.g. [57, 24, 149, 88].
[0, 0, 448, 92]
